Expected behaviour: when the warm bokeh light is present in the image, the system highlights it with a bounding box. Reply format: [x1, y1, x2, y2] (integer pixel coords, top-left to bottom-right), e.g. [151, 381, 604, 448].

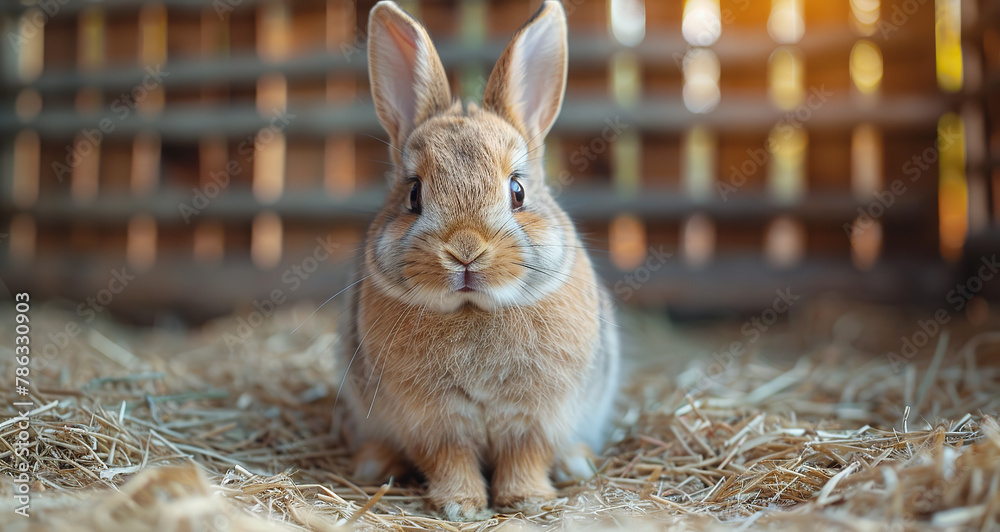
[127, 214, 158, 272]
[9, 215, 36, 264]
[325, 137, 357, 197]
[254, 130, 286, 203]
[768, 46, 805, 110]
[610, 0, 646, 47]
[683, 125, 716, 201]
[609, 214, 647, 271]
[850, 217, 882, 270]
[611, 51, 642, 105]
[765, 216, 805, 268]
[768, 0, 804, 44]
[16, 11, 43, 82]
[613, 131, 642, 196]
[258, 1, 291, 60]
[768, 127, 807, 203]
[938, 113, 967, 261]
[15, 89, 42, 121]
[850, 0, 880, 36]
[13, 130, 39, 209]
[252, 211, 283, 269]
[71, 133, 101, 203]
[257, 73, 288, 114]
[682, 0, 721, 47]
[253, 75, 288, 204]
[682, 48, 721, 114]
[194, 222, 226, 264]
[139, 3, 168, 66]
[851, 124, 883, 199]
[993, 169, 1000, 223]
[682, 214, 715, 267]
[850, 40, 883, 95]
[935, 0, 964, 92]
[79, 6, 105, 70]
[131, 133, 161, 195]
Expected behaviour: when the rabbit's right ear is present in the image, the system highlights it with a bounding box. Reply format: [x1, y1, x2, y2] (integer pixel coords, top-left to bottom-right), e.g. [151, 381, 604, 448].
[367, 1, 452, 151]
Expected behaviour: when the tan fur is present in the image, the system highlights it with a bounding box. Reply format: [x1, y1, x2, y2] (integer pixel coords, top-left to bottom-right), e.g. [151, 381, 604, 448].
[340, 1, 620, 521]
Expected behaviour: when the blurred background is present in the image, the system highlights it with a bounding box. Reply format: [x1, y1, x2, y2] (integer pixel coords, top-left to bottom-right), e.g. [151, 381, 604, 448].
[0, 0, 998, 325]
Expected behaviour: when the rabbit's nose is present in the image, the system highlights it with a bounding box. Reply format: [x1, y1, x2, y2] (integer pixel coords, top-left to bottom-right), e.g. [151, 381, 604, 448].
[443, 229, 487, 266]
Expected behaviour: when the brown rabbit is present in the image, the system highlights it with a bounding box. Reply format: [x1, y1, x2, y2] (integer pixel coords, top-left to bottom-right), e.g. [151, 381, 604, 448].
[338, 0, 620, 521]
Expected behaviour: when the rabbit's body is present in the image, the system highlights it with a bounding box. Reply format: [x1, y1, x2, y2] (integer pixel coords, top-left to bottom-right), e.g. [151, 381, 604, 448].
[343, 234, 618, 458]
[338, 1, 620, 520]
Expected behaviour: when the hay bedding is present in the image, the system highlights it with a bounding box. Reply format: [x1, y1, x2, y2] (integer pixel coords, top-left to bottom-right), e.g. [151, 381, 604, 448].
[1, 298, 998, 531]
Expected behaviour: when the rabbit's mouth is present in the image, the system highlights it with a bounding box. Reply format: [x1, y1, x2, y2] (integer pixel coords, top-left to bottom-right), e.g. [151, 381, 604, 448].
[454, 269, 482, 293]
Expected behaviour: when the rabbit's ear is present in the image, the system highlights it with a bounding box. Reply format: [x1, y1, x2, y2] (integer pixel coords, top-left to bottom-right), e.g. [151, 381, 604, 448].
[368, 1, 452, 149]
[483, 1, 568, 145]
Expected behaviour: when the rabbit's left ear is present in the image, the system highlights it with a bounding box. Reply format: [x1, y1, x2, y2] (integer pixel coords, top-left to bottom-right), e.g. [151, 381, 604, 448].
[483, 1, 568, 145]
[367, 1, 452, 150]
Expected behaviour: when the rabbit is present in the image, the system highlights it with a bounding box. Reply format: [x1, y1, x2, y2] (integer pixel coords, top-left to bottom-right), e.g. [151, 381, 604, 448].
[337, 0, 620, 521]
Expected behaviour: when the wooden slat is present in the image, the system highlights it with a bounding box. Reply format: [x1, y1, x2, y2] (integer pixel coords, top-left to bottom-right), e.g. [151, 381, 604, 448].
[0, 95, 950, 139]
[0, 256, 954, 323]
[0, 188, 931, 225]
[1, 27, 927, 93]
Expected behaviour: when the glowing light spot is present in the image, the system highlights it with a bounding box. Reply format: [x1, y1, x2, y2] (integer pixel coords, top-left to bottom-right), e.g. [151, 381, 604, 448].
[610, 0, 645, 47]
[850, 217, 882, 270]
[13, 130, 39, 209]
[16, 10, 44, 82]
[15, 89, 42, 121]
[682, 214, 715, 267]
[768, 46, 805, 110]
[768, 126, 807, 203]
[9, 215, 36, 264]
[850, 40, 883, 94]
[768, 0, 804, 44]
[609, 215, 647, 270]
[252, 211, 283, 269]
[682, 0, 721, 47]
[683, 125, 716, 201]
[937, 113, 967, 261]
[765, 216, 805, 268]
[935, 0, 963, 92]
[194, 222, 225, 263]
[127, 214, 157, 272]
[851, 124, 883, 199]
[682, 48, 720, 114]
[850, 0, 880, 35]
[139, 3, 167, 66]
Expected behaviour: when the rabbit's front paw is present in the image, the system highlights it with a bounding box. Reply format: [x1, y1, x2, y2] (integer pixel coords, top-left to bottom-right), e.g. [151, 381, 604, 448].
[438, 497, 493, 522]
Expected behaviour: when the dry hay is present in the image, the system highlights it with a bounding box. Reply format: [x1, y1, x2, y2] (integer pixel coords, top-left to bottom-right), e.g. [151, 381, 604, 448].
[1, 296, 999, 531]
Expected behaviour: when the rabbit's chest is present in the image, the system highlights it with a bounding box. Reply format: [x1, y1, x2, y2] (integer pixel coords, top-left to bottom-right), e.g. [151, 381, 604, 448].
[425, 315, 589, 407]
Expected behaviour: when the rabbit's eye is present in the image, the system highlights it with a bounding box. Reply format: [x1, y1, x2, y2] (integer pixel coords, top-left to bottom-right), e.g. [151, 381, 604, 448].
[509, 176, 524, 209]
[408, 179, 422, 214]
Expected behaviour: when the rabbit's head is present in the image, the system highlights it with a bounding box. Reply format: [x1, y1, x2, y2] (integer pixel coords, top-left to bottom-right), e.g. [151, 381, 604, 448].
[365, 1, 577, 313]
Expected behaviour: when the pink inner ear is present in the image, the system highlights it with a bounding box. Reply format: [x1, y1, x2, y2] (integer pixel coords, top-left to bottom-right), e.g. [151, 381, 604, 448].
[385, 20, 418, 67]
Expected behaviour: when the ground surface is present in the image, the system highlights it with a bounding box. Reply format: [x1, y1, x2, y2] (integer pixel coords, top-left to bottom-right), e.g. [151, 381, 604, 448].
[1, 295, 998, 531]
